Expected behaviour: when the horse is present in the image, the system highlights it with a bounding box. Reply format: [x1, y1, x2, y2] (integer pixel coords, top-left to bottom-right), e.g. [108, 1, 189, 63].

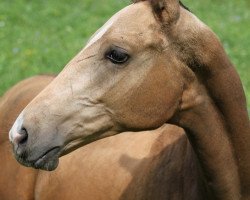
[1, 76, 199, 200]
[9, 0, 250, 199]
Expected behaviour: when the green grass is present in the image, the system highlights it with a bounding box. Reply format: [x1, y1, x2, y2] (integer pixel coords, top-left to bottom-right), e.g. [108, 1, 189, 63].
[0, 0, 249, 109]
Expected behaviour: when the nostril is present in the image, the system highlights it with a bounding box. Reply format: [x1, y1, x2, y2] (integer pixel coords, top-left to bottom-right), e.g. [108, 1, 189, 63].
[14, 127, 28, 145]
[19, 127, 28, 144]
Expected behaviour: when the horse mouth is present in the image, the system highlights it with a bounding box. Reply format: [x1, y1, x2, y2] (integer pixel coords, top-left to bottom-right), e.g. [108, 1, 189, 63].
[16, 146, 61, 171]
[33, 147, 61, 171]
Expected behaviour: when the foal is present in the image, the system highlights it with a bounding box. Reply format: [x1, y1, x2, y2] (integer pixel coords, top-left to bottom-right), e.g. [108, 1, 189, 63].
[9, 0, 250, 199]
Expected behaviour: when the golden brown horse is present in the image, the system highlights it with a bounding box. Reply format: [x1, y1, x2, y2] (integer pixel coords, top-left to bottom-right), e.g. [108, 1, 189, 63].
[8, 0, 250, 199]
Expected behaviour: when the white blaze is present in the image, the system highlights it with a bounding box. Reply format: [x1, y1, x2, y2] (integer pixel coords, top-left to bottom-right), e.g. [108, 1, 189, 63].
[83, 19, 115, 50]
[83, 5, 132, 50]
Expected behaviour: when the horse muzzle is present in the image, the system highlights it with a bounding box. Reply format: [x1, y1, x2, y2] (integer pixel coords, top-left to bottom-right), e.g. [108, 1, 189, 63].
[9, 113, 62, 171]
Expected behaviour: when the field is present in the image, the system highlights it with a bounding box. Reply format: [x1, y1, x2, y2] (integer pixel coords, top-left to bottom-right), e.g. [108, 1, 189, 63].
[0, 0, 249, 109]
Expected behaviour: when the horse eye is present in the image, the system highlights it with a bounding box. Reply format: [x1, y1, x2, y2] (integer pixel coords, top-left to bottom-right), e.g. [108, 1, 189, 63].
[106, 49, 129, 64]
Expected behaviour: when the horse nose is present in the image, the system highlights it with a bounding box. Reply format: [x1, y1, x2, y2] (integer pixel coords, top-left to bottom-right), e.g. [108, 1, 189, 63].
[13, 127, 28, 146]
[9, 113, 29, 149]
[9, 113, 30, 156]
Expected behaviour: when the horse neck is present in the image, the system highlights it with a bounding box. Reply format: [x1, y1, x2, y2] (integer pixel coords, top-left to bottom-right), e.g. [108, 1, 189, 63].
[200, 53, 250, 198]
[191, 34, 250, 198]
[174, 80, 241, 199]
[171, 8, 250, 197]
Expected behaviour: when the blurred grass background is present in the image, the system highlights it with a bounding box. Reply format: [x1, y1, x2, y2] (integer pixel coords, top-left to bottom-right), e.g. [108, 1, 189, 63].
[0, 0, 249, 109]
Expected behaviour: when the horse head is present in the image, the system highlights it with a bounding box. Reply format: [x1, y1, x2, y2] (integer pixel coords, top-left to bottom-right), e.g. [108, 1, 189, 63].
[10, 0, 190, 169]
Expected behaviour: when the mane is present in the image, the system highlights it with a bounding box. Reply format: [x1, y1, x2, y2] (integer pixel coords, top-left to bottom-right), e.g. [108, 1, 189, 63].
[132, 0, 191, 12]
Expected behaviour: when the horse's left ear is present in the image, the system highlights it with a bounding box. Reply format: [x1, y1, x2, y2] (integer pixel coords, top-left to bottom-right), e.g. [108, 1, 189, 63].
[142, 0, 180, 25]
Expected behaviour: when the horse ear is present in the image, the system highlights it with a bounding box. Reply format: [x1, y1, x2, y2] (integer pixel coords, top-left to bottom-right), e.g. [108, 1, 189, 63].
[148, 0, 180, 25]
[133, 0, 180, 25]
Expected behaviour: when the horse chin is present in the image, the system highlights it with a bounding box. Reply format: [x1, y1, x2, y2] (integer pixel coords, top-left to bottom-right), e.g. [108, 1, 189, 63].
[33, 147, 60, 171]
[33, 156, 59, 171]
[15, 147, 61, 171]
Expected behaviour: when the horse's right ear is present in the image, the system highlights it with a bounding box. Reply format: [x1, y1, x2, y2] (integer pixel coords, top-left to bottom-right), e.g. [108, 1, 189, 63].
[133, 0, 180, 25]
